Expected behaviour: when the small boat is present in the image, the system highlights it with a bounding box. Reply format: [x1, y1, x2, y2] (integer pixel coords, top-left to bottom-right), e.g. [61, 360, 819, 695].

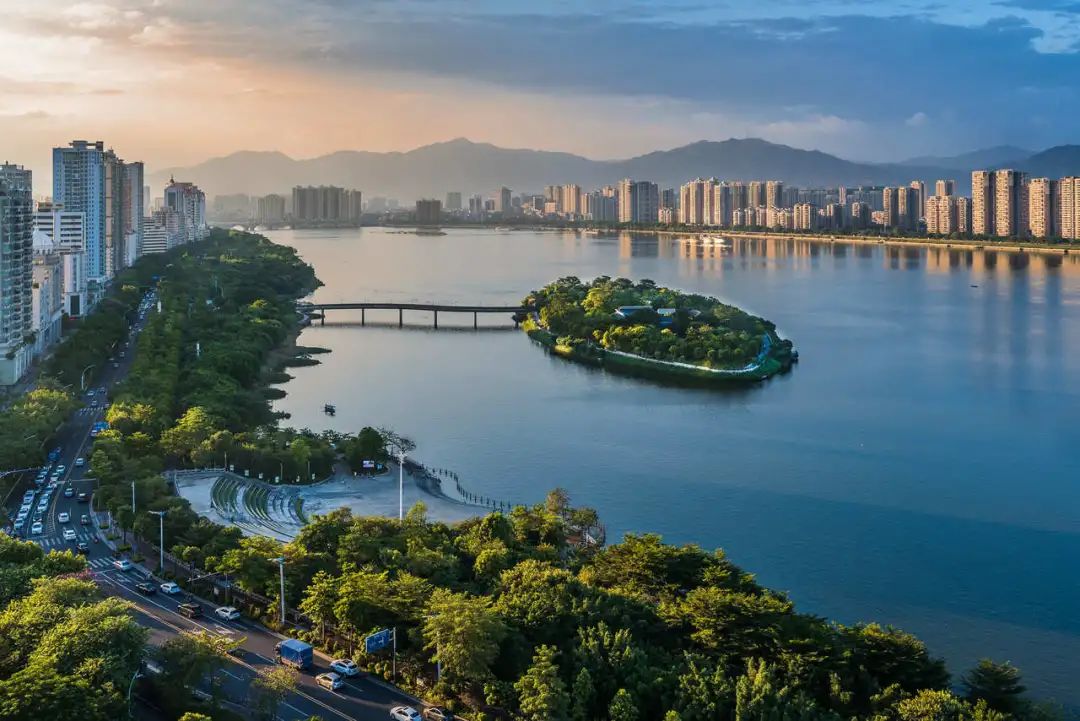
[323, 403, 336, 415]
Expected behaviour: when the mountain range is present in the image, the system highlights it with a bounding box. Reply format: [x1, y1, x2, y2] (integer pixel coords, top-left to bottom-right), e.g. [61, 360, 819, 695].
[149, 138, 1080, 202]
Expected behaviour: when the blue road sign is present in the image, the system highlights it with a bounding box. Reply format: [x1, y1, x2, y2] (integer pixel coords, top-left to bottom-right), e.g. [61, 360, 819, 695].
[365, 628, 394, 653]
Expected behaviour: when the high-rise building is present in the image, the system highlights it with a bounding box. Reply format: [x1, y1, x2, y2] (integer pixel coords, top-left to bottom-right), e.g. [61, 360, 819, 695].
[935, 179, 956, 197]
[141, 220, 169, 255]
[712, 183, 731, 227]
[971, 170, 994, 236]
[53, 140, 108, 280]
[617, 179, 659, 224]
[748, 181, 766, 209]
[102, 148, 126, 278]
[34, 202, 87, 316]
[584, 191, 618, 222]
[850, 202, 871, 229]
[897, 186, 919, 230]
[164, 178, 207, 244]
[992, 169, 1028, 238]
[1027, 178, 1057, 239]
[1060, 177, 1080, 240]
[415, 199, 442, 225]
[30, 232, 63, 357]
[909, 181, 926, 220]
[122, 161, 144, 265]
[926, 195, 959, 235]
[561, 185, 582, 217]
[838, 187, 848, 206]
[256, 194, 287, 225]
[793, 203, 815, 231]
[956, 196, 971, 234]
[765, 180, 783, 210]
[882, 187, 899, 228]
[660, 188, 677, 211]
[445, 192, 462, 212]
[291, 186, 361, 223]
[0, 164, 34, 384]
[494, 187, 512, 214]
[679, 179, 711, 225]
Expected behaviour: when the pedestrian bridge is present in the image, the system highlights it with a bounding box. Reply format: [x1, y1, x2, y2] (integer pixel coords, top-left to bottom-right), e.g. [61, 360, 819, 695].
[298, 301, 536, 328]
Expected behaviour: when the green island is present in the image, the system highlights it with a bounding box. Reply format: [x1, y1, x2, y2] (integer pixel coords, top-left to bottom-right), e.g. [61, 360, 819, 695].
[0, 231, 1060, 721]
[522, 276, 796, 383]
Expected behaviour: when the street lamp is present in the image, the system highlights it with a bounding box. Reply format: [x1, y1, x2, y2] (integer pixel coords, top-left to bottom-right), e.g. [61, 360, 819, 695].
[397, 449, 406, 522]
[269, 556, 286, 625]
[80, 364, 95, 392]
[126, 669, 143, 718]
[149, 510, 166, 574]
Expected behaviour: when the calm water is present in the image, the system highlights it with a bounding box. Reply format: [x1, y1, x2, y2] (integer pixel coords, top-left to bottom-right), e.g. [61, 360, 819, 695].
[268, 227, 1080, 703]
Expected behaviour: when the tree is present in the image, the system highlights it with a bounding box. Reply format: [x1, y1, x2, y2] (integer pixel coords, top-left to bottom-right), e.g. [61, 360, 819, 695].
[894, 689, 972, 721]
[515, 645, 569, 721]
[609, 688, 639, 721]
[157, 630, 242, 709]
[251, 666, 297, 721]
[961, 660, 1026, 715]
[299, 571, 340, 642]
[423, 588, 507, 685]
[570, 667, 595, 721]
[178, 714, 214, 721]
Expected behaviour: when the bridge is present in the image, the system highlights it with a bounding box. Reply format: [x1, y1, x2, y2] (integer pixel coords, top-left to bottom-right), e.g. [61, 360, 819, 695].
[298, 301, 537, 329]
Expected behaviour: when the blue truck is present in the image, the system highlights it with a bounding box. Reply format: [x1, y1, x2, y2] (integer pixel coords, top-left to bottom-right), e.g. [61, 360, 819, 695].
[274, 639, 313, 670]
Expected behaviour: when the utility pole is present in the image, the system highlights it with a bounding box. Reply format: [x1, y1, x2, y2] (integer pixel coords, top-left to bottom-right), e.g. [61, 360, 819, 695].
[131, 481, 136, 516]
[270, 557, 286, 624]
[397, 449, 406, 521]
[149, 510, 166, 573]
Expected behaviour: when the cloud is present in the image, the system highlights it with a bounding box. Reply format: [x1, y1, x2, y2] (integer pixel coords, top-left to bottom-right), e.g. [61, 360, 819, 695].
[906, 112, 930, 128]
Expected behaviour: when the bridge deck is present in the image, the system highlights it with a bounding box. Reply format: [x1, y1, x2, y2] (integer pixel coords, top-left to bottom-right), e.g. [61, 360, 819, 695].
[300, 302, 534, 313]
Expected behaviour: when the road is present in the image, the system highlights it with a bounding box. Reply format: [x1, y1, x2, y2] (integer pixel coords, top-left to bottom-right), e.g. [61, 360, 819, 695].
[3, 289, 422, 721]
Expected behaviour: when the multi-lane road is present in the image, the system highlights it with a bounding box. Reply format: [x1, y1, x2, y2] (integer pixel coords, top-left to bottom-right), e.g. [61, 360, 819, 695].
[3, 291, 425, 721]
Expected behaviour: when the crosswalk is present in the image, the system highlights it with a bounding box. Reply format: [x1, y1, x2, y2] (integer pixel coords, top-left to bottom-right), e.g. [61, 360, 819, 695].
[35, 533, 95, 548]
[86, 556, 117, 570]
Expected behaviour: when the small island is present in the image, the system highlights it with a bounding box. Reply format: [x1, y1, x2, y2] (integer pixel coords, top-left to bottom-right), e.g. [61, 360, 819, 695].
[522, 276, 796, 383]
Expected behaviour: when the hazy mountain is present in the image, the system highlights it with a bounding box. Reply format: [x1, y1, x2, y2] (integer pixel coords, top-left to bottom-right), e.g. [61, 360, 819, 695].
[1020, 145, 1080, 179]
[149, 137, 980, 201]
[899, 145, 1031, 170]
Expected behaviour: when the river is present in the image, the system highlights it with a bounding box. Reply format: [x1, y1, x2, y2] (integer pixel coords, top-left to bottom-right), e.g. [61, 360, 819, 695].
[267, 226, 1080, 704]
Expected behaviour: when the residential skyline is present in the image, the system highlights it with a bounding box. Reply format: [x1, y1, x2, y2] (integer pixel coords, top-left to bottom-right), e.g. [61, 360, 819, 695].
[5, 1, 1080, 191]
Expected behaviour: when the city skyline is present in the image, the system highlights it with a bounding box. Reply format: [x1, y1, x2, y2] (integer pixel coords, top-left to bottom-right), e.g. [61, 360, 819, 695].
[6, 1, 1080, 191]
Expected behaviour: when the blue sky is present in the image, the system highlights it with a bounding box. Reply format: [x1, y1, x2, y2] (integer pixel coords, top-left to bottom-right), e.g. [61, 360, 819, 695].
[2, 0, 1079, 184]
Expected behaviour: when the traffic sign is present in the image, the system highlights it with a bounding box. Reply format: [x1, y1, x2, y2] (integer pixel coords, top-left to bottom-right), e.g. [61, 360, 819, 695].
[365, 628, 394, 653]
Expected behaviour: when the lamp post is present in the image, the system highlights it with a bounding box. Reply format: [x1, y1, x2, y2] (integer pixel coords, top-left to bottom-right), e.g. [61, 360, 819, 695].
[149, 510, 166, 573]
[397, 449, 406, 522]
[126, 669, 143, 718]
[270, 556, 286, 625]
[80, 364, 95, 392]
[131, 481, 136, 516]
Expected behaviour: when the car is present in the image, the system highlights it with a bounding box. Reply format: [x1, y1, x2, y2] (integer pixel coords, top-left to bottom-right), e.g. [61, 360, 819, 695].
[112, 363, 119, 369]
[77, 492, 88, 503]
[90, 400, 98, 407]
[86, 389, 95, 397]
[112, 558, 133, 571]
[62, 528, 77, 541]
[58, 511, 69, 523]
[135, 581, 157, 595]
[178, 603, 202, 618]
[329, 659, 359, 677]
[160, 581, 181, 594]
[214, 606, 240, 621]
[422, 708, 455, 721]
[30, 522, 43, 535]
[13, 518, 24, 531]
[315, 672, 343, 691]
[390, 707, 422, 721]
[63, 486, 74, 498]
[36, 500, 48, 511]
[74, 457, 85, 467]
[80, 514, 90, 525]
[76, 541, 89, 554]
[55, 465, 65, 474]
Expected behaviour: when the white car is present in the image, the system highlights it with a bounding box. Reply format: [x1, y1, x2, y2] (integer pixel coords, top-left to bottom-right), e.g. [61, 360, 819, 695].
[329, 659, 359, 677]
[58, 511, 70, 523]
[160, 582, 181, 595]
[30, 521, 43, 535]
[63, 528, 77, 541]
[315, 672, 343, 691]
[74, 457, 85, 467]
[214, 606, 240, 621]
[55, 465, 66, 474]
[112, 558, 134, 571]
[390, 707, 422, 721]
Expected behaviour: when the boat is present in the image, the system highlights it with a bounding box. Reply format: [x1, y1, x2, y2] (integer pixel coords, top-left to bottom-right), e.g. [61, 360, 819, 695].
[323, 403, 336, 415]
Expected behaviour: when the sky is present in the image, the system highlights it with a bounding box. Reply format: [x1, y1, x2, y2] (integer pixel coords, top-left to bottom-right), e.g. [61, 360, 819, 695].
[3, 0, 1080, 190]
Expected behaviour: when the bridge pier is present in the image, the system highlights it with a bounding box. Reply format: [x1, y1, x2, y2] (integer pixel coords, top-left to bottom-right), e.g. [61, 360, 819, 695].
[398, 309, 403, 327]
[434, 310, 438, 329]
[320, 313, 325, 326]
[361, 308, 365, 326]
[474, 312, 478, 329]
